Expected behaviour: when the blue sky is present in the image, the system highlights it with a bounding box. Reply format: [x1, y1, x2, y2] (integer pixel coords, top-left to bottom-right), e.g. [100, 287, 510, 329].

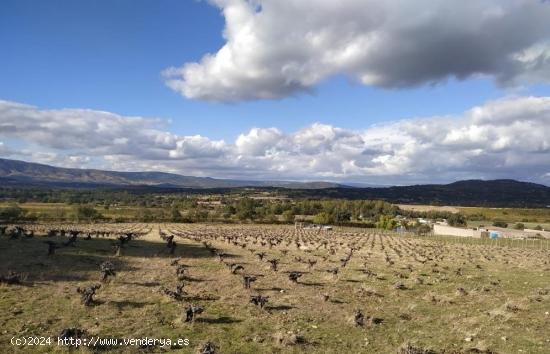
[1, 0, 550, 184]
[2, 0, 546, 139]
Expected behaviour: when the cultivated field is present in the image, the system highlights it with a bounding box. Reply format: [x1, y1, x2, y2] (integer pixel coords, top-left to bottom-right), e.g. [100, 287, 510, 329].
[397, 205, 460, 214]
[1, 224, 550, 353]
[458, 207, 550, 230]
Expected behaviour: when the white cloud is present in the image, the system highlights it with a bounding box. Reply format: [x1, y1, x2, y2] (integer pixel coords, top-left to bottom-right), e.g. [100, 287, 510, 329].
[236, 127, 283, 156]
[2, 97, 550, 184]
[163, 0, 550, 102]
[0, 142, 13, 155]
[0, 100, 227, 163]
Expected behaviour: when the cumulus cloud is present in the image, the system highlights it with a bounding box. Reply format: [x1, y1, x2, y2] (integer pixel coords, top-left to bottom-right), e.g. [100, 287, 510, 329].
[163, 0, 550, 102]
[2, 97, 550, 184]
[0, 100, 227, 163]
[0, 142, 15, 156]
[236, 127, 283, 156]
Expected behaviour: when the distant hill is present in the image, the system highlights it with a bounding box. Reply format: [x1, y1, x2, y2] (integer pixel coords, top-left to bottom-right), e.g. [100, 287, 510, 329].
[1, 158, 549, 207]
[288, 179, 550, 207]
[0, 158, 345, 189]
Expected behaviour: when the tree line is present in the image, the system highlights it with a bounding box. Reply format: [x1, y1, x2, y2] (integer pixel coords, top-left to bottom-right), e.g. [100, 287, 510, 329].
[0, 193, 467, 232]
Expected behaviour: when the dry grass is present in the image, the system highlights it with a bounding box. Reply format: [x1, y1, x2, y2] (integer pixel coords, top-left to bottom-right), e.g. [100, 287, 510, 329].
[397, 204, 461, 214]
[1, 223, 550, 353]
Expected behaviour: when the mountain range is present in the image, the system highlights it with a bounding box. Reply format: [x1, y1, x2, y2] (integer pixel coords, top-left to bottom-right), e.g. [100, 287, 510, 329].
[0, 158, 345, 189]
[1, 158, 550, 207]
[291, 179, 550, 207]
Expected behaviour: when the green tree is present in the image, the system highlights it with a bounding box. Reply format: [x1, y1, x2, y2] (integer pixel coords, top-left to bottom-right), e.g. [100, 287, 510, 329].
[271, 203, 284, 215]
[236, 198, 256, 221]
[447, 213, 467, 227]
[189, 208, 208, 222]
[171, 206, 183, 222]
[264, 212, 278, 224]
[313, 212, 332, 225]
[136, 208, 153, 222]
[492, 220, 508, 228]
[74, 205, 103, 222]
[376, 215, 398, 230]
[416, 223, 432, 236]
[282, 210, 295, 223]
[331, 209, 352, 223]
[514, 222, 525, 230]
[0, 204, 25, 222]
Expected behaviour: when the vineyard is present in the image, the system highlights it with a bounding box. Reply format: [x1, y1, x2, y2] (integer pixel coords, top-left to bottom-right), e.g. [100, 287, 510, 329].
[1, 224, 550, 353]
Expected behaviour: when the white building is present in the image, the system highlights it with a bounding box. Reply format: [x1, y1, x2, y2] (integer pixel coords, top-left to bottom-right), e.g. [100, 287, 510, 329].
[433, 224, 482, 238]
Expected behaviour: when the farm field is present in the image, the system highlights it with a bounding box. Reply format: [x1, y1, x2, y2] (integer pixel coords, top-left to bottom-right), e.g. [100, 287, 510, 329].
[395, 203, 550, 230]
[1, 224, 550, 353]
[0, 202, 158, 222]
[397, 205, 461, 214]
[458, 207, 550, 229]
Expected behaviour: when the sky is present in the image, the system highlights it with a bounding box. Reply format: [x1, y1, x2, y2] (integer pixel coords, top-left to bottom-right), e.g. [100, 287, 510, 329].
[1, 0, 550, 185]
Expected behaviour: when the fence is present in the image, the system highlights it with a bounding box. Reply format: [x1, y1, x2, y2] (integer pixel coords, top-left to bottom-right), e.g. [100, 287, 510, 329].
[332, 225, 550, 251]
[417, 232, 550, 250]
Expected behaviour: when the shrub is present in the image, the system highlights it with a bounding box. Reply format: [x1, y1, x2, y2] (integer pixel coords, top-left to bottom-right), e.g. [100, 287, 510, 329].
[313, 212, 332, 225]
[73, 205, 103, 222]
[416, 224, 432, 236]
[282, 210, 295, 223]
[514, 223, 525, 230]
[492, 220, 508, 228]
[447, 213, 466, 227]
[170, 206, 183, 222]
[0, 204, 25, 222]
[376, 215, 398, 230]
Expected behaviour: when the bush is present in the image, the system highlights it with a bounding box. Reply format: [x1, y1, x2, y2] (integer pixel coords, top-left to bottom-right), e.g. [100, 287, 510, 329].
[416, 223, 432, 236]
[313, 212, 332, 225]
[73, 205, 103, 222]
[282, 210, 295, 223]
[514, 223, 525, 230]
[447, 213, 466, 227]
[492, 220, 508, 228]
[188, 208, 208, 222]
[0, 204, 25, 222]
[170, 206, 183, 222]
[376, 215, 398, 230]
